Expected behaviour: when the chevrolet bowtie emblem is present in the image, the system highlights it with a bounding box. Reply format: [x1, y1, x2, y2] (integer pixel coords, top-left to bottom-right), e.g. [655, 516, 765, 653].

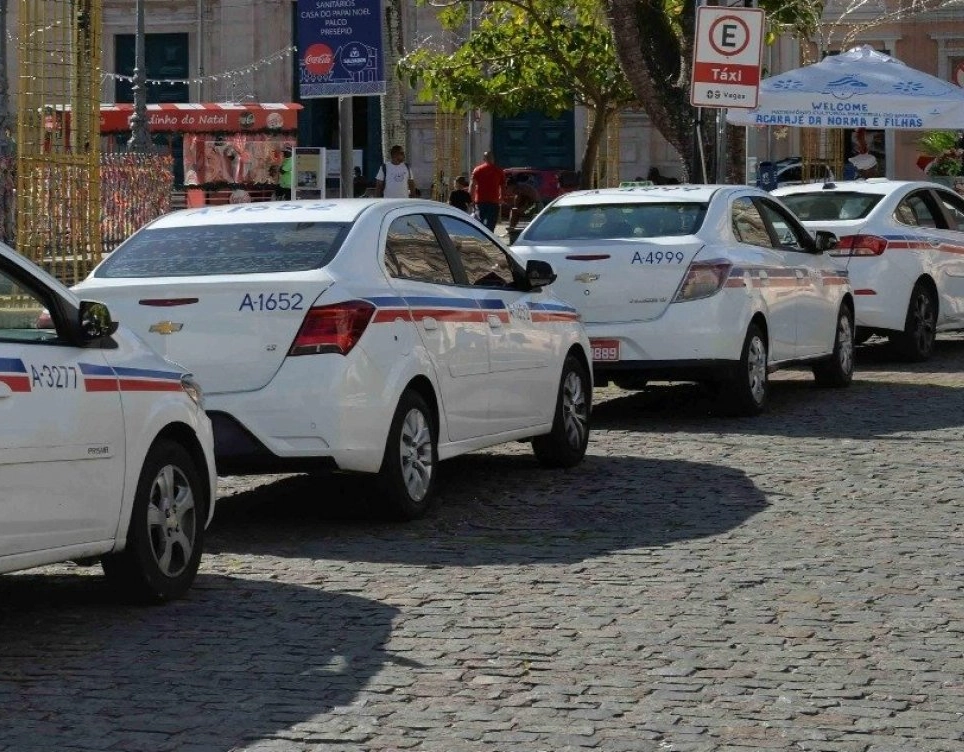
[149, 321, 184, 335]
[574, 272, 600, 283]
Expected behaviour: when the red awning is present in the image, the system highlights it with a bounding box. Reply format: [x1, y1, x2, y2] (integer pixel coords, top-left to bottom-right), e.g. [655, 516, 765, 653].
[98, 103, 302, 133]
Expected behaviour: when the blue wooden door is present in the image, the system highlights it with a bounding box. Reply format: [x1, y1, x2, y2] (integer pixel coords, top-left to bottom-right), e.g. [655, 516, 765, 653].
[493, 110, 575, 170]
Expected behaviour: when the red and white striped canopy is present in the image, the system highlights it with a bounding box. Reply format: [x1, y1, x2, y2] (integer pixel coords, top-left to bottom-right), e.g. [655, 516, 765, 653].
[98, 103, 302, 133]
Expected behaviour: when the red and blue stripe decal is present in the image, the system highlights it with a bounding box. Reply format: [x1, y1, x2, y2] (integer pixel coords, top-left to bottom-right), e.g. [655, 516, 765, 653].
[365, 296, 579, 324]
[0, 357, 30, 392]
[79, 362, 184, 392]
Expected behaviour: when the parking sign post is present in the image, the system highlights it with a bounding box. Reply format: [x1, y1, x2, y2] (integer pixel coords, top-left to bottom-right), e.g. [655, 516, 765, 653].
[690, 5, 765, 109]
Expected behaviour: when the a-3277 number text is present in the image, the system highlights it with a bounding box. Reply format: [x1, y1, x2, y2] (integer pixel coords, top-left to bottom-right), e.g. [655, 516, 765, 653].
[31, 364, 78, 389]
[631, 251, 686, 265]
[239, 292, 305, 312]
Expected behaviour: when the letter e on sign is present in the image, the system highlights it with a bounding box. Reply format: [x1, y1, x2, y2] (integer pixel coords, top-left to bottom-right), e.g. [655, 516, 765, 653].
[690, 6, 765, 109]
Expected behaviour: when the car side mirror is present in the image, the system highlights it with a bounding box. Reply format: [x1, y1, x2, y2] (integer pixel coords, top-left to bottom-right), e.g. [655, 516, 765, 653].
[525, 259, 557, 289]
[79, 300, 119, 339]
[814, 230, 838, 252]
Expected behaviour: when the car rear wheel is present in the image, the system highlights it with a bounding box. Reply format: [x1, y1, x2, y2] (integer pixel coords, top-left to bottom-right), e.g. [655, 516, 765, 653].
[376, 390, 438, 520]
[813, 305, 855, 387]
[891, 280, 936, 361]
[101, 440, 205, 603]
[532, 355, 591, 468]
[723, 322, 768, 416]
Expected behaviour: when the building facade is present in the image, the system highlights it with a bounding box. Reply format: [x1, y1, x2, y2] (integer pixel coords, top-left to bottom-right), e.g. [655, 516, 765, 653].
[5, 1, 964, 190]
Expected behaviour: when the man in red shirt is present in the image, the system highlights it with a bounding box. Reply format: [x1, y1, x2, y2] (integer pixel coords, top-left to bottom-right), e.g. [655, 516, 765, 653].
[469, 151, 504, 232]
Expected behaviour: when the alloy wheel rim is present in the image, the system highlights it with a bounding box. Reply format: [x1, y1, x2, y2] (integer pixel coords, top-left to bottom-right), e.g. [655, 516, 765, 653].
[562, 370, 588, 448]
[747, 336, 767, 404]
[147, 464, 196, 578]
[838, 313, 854, 375]
[400, 408, 433, 502]
[913, 292, 936, 353]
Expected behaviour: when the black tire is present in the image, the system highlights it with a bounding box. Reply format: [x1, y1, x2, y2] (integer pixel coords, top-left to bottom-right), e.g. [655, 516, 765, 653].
[890, 280, 937, 362]
[376, 390, 438, 521]
[101, 440, 205, 603]
[613, 375, 649, 391]
[813, 305, 855, 388]
[533, 354, 591, 468]
[722, 322, 769, 417]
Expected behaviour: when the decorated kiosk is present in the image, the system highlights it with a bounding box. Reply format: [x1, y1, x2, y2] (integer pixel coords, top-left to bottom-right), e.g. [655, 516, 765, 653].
[98, 102, 302, 204]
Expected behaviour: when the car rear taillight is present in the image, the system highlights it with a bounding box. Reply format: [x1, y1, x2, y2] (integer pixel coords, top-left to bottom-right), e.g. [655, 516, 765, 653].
[833, 234, 888, 257]
[674, 259, 732, 302]
[289, 300, 376, 356]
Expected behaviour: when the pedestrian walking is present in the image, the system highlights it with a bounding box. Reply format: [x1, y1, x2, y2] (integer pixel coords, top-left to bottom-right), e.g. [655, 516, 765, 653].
[448, 175, 473, 214]
[375, 145, 416, 198]
[469, 151, 504, 232]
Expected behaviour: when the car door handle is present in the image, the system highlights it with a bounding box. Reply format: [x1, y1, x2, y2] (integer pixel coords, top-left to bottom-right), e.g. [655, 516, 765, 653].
[0, 383, 11, 398]
[794, 269, 805, 278]
[421, 316, 439, 331]
[487, 314, 503, 329]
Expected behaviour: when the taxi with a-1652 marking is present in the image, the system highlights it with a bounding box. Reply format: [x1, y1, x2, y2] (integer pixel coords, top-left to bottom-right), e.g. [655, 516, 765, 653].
[75, 199, 592, 520]
[510, 184, 855, 415]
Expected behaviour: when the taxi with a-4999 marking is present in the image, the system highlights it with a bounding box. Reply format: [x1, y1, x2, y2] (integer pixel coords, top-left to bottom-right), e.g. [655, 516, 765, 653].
[74, 199, 592, 519]
[510, 184, 855, 415]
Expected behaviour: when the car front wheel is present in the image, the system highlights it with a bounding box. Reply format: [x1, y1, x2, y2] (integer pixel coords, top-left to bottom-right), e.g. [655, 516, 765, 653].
[813, 305, 855, 387]
[532, 354, 591, 468]
[101, 440, 205, 603]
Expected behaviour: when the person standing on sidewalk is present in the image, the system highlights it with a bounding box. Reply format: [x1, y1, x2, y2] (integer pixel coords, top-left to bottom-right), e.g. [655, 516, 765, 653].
[375, 145, 416, 198]
[469, 151, 504, 232]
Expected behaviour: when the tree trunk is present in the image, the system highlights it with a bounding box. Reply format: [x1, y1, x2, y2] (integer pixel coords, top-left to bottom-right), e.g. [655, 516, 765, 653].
[0, 0, 9, 139]
[580, 106, 608, 189]
[381, 0, 407, 158]
[604, 0, 700, 180]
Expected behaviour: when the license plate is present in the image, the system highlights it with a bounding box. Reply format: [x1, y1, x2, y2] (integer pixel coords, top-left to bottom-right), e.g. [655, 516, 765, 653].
[591, 339, 620, 362]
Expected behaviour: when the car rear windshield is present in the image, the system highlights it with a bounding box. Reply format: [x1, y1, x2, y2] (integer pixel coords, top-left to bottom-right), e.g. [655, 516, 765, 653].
[780, 192, 883, 221]
[522, 202, 707, 241]
[94, 222, 349, 278]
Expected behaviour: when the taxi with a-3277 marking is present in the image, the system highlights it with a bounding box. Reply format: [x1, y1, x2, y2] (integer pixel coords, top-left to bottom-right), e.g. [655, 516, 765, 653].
[0, 240, 217, 602]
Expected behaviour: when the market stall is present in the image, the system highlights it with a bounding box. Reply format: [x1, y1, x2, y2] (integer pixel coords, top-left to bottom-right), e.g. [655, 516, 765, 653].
[98, 102, 302, 204]
[728, 46, 964, 181]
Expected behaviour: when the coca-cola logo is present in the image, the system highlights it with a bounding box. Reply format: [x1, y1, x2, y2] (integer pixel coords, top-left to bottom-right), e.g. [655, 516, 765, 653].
[239, 112, 255, 128]
[304, 43, 335, 76]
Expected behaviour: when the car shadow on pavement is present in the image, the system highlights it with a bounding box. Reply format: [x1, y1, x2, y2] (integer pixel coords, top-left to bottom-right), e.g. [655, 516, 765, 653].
[592, 337, 964, 440]
[0, 573, 398, 751]
[207, 454, 769, 567]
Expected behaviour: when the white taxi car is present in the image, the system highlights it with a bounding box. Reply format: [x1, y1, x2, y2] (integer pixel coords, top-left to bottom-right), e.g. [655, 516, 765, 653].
[75, 199, 592, 520]
[775, 179, 964, 361]
[510, 184, 854, 415]
[0, 241, 216, 602]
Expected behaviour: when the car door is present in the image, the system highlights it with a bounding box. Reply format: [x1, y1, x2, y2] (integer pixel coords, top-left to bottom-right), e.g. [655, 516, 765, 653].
[382, 212, 490, 442]
[0, 260, 125, 557]
[928, 188, 964, 323]
[755, 197, 840, 358]
[435, 214, 553, 433]
[730, 196, 797, 362]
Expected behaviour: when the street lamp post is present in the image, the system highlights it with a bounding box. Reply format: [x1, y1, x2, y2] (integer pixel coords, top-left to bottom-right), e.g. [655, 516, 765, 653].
[127, 0, 150, 152]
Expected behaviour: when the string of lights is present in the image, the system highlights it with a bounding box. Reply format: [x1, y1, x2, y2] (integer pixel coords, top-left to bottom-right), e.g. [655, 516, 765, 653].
[100, 45, 298, 87]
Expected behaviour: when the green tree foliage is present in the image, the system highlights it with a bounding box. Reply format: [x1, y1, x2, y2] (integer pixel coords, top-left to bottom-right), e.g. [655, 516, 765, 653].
[399, 0, 638, 186]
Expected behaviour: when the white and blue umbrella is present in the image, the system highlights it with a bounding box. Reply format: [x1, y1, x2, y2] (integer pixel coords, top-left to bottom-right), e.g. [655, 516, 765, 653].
[726, 45, 964, 130]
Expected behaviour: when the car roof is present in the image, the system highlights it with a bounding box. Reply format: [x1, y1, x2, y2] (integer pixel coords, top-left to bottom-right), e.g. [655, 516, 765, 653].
[551, 184, 729, 206]
[145, 198, 424, 229]
[774, 179, 930, 197]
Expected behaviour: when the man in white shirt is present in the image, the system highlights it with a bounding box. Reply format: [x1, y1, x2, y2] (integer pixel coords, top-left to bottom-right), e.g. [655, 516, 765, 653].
[375, 144, 416, 198]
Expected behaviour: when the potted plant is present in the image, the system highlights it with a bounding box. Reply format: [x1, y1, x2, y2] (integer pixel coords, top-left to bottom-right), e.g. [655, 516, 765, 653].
[917, 131, 964, 186]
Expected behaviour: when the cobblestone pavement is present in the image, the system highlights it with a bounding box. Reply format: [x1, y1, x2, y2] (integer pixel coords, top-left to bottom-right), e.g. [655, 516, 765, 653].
[2, 337, 963, 752]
